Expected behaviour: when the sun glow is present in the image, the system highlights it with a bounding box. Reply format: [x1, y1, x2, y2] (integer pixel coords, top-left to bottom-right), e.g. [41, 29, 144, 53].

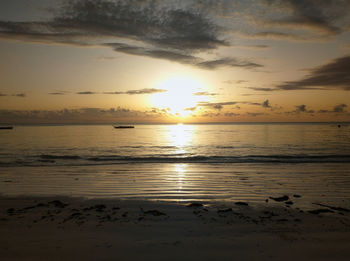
[151, 75, 207, 117]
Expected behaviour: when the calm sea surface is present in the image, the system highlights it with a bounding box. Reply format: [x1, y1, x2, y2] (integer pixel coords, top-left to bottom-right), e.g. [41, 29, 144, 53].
[0, 123, 350, 209]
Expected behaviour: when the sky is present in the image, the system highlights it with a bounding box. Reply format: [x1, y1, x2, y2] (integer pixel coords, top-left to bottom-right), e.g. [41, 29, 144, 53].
[0, 0, 350, 124]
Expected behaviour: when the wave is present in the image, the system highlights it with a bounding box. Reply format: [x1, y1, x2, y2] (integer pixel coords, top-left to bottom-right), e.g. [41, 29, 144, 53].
[84, 155, 350, 163]
[1, 154, 349, 167]
[40, 154, 82, 160]
[36, 154, 350, 163]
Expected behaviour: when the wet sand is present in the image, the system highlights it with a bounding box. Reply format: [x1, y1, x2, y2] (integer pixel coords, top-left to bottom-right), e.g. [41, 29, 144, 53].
[1, 196, 350, 261]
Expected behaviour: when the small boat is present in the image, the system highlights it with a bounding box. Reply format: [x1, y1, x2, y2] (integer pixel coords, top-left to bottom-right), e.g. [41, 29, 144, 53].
[113, 125, 135, 129]
[0, 126, 13, 130]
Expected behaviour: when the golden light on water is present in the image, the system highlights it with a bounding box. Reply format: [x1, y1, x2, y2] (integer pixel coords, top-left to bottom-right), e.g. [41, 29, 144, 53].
[174, 163, 187, 191]
[151, 75, 208, 117]
[166, 124, 194, 154]
[162, 124, 194, 193]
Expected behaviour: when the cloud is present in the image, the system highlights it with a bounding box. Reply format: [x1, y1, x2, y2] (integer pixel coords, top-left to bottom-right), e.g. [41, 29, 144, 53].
[56, 89, 167, 96]
[235, 80, 248, 84]
[98, 56, 117, 61]
[247, 87, 276, 92]
[289, 104, 314, 114]
[296, 104, 307, 112]
[1, 0, 264, 70]
[277, 56, 350, 91]
[246, 112, 265, 117]
[262, 99, 271, 108]
[264, 0, 350, 36]
[197, 100, 266, 110]
[236, 44, 270, 49]
[76, 91, 97, 95]
[223, 80, 249, 85]
[104, 88, 167, 95]
[184, 107, 197, 111]
[49, 92, 66, 95]
[198, 101, 238, 110]
[0, 92, 26, 97]
[107, 42, 263, 70]
[12, 93, 26, 97]
[197, 58, 263, 70]
[0, 0, 226, 51]
[193, 91, 218, 96]
[243, 31, 304, 41]
[0, 106, 170, 124]
[224, 112, 240, 117]
[105, 43, 199, 65]
[318, 104, 348, 113]
[333, 104, 347, 113]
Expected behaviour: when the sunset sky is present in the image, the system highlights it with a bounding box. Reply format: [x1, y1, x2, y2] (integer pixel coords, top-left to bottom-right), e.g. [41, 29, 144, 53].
[0, 0, 350, 123]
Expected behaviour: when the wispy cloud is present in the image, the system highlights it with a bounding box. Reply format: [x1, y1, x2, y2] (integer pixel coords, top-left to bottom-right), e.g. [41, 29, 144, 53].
[264, 0, 350, 36]
[76, 91, 97, 95]
[0, 92, 27, 97]
[223, 80, 249, 85]
[197, 58, 263, 70]
[277, 56, 350, 91]
[12, 93, 26, 97]
[247, 87, 276, 92]
[246, 112, 265, 117]
[236, 44, 270, 49]
[49, 92, 66, 95]
[193, 91, 218, 96]
[75, 89, 166, 95]
[197, 100, 268, 110]
[242, 31, 305, 41]
[104, 88, 167, 95]
[198, 101, 238, 110]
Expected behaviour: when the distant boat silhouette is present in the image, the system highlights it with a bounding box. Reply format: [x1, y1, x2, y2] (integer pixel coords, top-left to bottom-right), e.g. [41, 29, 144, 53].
[0, 126, 13, 130]
[113, 125, 135, 129]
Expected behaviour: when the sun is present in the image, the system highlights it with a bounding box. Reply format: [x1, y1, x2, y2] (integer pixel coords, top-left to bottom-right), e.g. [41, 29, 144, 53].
[151, 75, 207, 117]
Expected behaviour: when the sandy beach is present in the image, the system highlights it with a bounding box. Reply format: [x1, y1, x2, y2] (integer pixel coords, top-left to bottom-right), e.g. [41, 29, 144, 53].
[1, 196, 349, 261]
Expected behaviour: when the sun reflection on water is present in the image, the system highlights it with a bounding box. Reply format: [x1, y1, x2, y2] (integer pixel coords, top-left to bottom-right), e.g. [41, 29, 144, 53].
[164, 124, 194, 193]
[166, 124, 194, 155]
[173, 163, 187, 191]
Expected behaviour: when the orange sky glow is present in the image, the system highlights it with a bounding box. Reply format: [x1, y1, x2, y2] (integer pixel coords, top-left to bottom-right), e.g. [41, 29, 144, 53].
[0, 0, 350, 124]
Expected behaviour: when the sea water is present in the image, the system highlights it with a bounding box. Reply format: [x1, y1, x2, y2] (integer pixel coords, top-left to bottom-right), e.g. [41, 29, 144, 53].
[0, 123, 349, 209]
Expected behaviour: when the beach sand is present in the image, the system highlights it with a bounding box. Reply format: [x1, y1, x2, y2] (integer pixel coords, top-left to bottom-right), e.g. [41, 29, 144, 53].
[1, 196, 349, 261]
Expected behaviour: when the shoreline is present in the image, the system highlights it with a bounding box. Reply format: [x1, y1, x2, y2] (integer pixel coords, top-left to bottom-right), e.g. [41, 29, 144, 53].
[1, 196, 350, 261]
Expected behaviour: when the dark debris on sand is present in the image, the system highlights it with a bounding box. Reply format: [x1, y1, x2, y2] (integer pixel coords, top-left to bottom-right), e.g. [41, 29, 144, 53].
[143, 209, 166, 216]
[269, 195, 289, 202]
[186, 203, 203, 208]
[2, 197, 349, 231]
[308, 209, 334, 215]
[235, 202, 249, 206]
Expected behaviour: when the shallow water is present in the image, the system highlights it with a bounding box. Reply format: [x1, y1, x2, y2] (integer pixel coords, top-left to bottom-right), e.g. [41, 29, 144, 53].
[0, 124, 350, 209]
[0, 123, 349, 165]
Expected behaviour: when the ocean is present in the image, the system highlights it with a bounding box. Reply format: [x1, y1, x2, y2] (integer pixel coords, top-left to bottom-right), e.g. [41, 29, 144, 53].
[1, 123, 350, 209]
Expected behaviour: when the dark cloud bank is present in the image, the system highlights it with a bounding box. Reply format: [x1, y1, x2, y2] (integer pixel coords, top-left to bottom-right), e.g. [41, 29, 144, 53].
[278, 56, 350, 91]
[0, 0, 262, 70]
[249, 56, 350, 92]
[265, 0, 350, 36]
